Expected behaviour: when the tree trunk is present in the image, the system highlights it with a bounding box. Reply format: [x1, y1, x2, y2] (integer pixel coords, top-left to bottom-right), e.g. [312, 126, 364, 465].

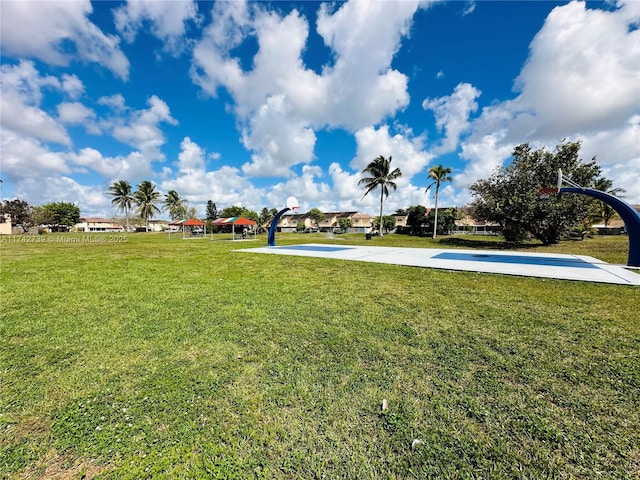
[379, 190, 384, 236]
[432, 186, 439, 239]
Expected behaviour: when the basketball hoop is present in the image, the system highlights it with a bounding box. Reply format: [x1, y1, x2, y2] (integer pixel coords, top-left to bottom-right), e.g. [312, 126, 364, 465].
[557, 169, 563, 191]
[537, 187, 558, 201]
[285, 196, 299, 210]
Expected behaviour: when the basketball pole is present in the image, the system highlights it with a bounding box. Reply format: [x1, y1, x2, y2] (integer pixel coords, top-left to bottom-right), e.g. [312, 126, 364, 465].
[557, 169, 640, 267]
[268, 196, 299, 247]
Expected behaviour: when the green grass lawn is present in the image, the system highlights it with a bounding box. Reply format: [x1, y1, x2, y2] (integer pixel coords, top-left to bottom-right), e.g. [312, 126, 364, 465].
[1, 233, 638, 479]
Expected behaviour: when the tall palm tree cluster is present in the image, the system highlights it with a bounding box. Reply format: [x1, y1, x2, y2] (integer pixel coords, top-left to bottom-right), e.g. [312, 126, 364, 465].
[108, 180, 189, 231]
[359, 156, 452, 237]
[110, 158, 451, 235]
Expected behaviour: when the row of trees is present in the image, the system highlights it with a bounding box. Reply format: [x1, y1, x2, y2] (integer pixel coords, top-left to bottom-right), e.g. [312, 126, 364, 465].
[398, 206, 460, 237]
[359, 155, 452, 238]
[108, 181, 276, 232]
[2, 141, 621, 244]
[0, 158, 447, 235]
[108, 180, 198, 231]
[358, 141, 625, 245]
[0, 200, 80, 232]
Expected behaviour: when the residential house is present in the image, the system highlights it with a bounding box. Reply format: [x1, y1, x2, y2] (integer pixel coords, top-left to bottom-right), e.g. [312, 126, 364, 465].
[277, 213, 313, 232]
[276, 211, 376, 233]
[75, 217, 124, 232]
[0, 213, 11, 235]
[347, 212, 375, 233]
[148, 219, 170, 232]
[452, 207, 501, 235]
[317, 212, 357, 232]
[392, 214, 409, 229]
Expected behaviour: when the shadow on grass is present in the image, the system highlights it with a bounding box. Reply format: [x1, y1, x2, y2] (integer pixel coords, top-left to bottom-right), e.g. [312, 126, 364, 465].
[437, 236, 543, 251]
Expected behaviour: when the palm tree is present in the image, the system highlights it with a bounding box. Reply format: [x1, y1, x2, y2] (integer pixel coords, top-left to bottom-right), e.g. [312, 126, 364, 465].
[593, 177, 625, 227]
[133, 180, 161, 231]
[108, 180, 133, 232]
[163, 190, 187, 221]
[359, 155, 402, 236]
[426, 164, 452, 239]
[258, 207, 274, 233]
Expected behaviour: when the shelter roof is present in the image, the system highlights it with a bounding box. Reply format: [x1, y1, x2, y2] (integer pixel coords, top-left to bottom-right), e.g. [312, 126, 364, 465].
[183, 218, 206, 226]
[169, 218, 205, 226]
[212, 216, 257, 226]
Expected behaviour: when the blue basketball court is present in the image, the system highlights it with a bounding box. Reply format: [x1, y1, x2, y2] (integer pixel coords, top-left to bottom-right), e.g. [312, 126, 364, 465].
[239, 244, 640, 285]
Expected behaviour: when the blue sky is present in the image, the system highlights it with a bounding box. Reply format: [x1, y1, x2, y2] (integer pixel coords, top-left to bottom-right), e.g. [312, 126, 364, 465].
[1, 0, 639, 218]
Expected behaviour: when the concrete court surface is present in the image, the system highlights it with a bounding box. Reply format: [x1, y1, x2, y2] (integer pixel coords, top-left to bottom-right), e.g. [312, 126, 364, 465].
[239, 243, 640, 286]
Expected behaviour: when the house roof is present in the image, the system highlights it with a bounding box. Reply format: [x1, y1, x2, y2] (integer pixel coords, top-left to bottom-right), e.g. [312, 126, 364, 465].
[323, 211, 359, 219]
[79, 217, 116, 223]
[281, 213, 308, 222]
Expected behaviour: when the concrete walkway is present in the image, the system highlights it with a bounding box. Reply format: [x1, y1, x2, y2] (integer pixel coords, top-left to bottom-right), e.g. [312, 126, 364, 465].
[239, 243, 640, 286]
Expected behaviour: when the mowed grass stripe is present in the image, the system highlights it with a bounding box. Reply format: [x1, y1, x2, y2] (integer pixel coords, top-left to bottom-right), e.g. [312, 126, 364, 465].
[1, 233, 638, 478]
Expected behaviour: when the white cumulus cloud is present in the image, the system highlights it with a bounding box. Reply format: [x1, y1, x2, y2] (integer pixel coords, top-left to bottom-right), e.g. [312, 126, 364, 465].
[113, 0, 200, 55]
[0, 61, 71, 146]
[423, 82, 481, 154]
[161, 137, 263, 211]
[456, 0, 640, 203]
[105, 95, 178, 161]
[352, 125, 433, 180]
[0, 0, 129, 80]
[192, 0, 432, 177]
[57, 102, 97, 127]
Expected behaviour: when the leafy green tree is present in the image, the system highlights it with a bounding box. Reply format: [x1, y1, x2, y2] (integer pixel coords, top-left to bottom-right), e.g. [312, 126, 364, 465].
[358, 155, 402, 236]
[163, 190, 188, 221]
[219, 206, 258, 222]
[296, 221, 306, 232]
[220, 206, 244, 218]
[108, 180, 134, 231]
[31, 206, 53, 231]
[425, 164, 452, 239]
[258, 207, 275, 233]
[242, 209, 259, 223]
[470, 141, 600, 244]
[423, 207, 459, 236]
[338, 218, 352, 232]
[1, 199, 33, 232]
[372, 215, 397, 233]
[308, 208, 325, 230]
[406, 205, 427, 235]
[42, 202, 80, 230]
[206, 201, 218, 221]
[133, 181, 161, 231]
